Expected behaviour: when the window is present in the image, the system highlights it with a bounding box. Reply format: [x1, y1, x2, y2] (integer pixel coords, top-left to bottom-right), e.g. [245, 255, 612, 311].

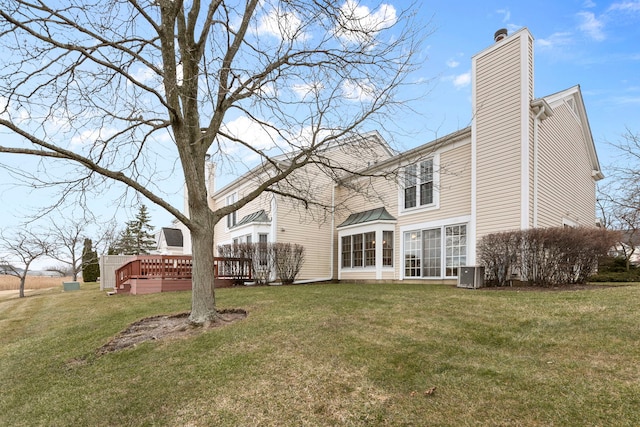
[382, 231, 394, 267]
[341, 236, 352, 268]
[404, 159, 434, 209]
[404, 231, 421, 277]
[422, 228, 441, 277]
[353, 234, 363, 267]
[258, 233, 268, 266]
[404, 224, 467, 278]
[364, 232, 376, 267]
[404, 164, 417, 208]
[445, 225, 466, 277]
[341, 230, 393, 269]
[226, 193, 237, 228]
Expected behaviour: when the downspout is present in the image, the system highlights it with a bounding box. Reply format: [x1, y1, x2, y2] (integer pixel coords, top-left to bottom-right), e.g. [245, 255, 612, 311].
[531, 99, 553, 228]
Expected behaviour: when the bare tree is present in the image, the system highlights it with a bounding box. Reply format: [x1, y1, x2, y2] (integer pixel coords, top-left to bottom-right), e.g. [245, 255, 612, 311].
[47, 217, 117, 281]
[599, 129, 640, 271]
[0, 229, 53, 297]
[0, 1, 423, 323]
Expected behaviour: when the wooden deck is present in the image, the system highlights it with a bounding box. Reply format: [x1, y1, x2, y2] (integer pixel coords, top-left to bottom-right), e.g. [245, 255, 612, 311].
[115, 255, 252, 295]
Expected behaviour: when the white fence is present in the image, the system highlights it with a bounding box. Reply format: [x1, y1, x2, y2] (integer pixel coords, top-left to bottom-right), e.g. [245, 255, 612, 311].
[99, 255, 133, 290]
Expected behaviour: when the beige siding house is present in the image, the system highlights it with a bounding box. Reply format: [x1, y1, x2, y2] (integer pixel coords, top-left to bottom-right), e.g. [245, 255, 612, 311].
[179, 27, 602, 284]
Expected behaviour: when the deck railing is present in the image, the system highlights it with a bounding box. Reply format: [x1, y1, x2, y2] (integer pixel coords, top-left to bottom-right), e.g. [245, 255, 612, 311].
[115, 255, 252, 290]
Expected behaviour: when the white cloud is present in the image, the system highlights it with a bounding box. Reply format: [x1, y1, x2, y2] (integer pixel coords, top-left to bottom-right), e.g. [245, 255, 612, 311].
[536, 32, 574, 49]
[335, 0, 397, 45]
[70, 126, 118, 147]
[132, 66, 157, 85]
[452, 72, 471, 89]
[218, 116, 280, 157]
[341, 79, 376, 102]
[0, 97, 14, 121]
[257, 8, 309, 41]
[608, 1, 640, 12]
[577, 11, 606, 41]
[446, 59, 460, 68]
[496, 9, 511, 23]
[583, 0, 597, 7]
[292, 81, 324, 100]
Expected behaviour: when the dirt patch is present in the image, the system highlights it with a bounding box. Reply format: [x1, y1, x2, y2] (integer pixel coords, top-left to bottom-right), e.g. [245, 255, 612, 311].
[97, 309, 247, 355]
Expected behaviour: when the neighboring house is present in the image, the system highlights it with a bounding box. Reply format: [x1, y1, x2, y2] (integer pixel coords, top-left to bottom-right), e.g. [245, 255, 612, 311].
[181, 27, 602, 284]
[608, 231, 640, 265]
[155, 226, 185, 255]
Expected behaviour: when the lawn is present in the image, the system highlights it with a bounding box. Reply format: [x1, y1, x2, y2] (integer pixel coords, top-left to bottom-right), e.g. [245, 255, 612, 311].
[1, 282, 639, 426]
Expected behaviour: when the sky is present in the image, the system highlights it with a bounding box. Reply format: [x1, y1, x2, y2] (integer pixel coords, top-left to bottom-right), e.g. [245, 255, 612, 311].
[1, 0, 639, 267]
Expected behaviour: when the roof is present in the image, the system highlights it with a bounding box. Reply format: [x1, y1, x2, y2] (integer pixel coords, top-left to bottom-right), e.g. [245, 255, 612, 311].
[339, 126, 472, 183]
[212, 131, 395, 197]
[540, 85, 603, 180]
[160, 228, 183, 247]
[337, 207, 396, 228]
[233, 209, 271, 228]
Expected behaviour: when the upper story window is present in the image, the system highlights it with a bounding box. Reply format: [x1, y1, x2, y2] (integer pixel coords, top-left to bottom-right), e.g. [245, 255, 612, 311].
[226, 193, 237, 228]
[404, 159, 434, 210]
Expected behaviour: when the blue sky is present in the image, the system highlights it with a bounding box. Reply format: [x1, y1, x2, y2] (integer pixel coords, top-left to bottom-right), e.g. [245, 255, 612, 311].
[402, 0, 639, 159]
[1, 0, 638, 265]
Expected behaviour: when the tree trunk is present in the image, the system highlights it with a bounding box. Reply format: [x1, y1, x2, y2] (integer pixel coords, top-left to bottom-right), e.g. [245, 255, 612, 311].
[188, 223, 217, 324]
[19, 276, 25, 298]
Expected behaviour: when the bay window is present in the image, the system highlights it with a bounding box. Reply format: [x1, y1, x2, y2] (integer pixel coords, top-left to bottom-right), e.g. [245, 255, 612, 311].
[341, 230, 394, 269]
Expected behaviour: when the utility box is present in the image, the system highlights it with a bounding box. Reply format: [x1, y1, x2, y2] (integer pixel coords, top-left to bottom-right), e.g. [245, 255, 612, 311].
[62, 281, 81, 291]
[457, 266, 485, 289]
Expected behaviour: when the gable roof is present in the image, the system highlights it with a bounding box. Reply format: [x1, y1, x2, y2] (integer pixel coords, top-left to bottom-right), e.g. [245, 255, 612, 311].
[159, 227, 183, 247]
[338, 126, 472, 183]
[540, 85, 604, 180]
[338, 207, 396, 228]
[212, 130, 395, 197]
[233, 209, 271, 228]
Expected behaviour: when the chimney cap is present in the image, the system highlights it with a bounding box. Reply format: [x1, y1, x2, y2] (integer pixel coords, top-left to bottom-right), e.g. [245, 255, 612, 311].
[494, 28, 508, 42]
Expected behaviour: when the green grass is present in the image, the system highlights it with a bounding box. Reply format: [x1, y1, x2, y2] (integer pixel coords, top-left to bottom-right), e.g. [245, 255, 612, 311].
[1, 282, 639, 426]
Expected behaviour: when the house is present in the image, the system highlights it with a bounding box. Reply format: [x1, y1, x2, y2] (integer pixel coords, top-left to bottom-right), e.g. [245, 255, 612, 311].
[189, 27, 603, 284]
[155, 227, 185, 255]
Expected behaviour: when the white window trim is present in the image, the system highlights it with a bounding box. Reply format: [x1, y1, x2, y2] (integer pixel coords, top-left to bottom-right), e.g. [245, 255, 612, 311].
[226, 222, 271, 246]
[562, 217, 579, 228]
[398, 153, 440, 216]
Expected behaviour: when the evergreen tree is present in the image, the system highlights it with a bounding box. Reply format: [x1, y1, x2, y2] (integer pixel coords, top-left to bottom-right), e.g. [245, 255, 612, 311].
[111, 205, 156, 255]
[81, 238, 100, 282]
[131, 205, 156, 255]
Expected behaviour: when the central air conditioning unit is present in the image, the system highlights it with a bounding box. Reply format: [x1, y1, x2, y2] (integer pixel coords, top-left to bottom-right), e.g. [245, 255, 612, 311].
[457, 266, 485, 289]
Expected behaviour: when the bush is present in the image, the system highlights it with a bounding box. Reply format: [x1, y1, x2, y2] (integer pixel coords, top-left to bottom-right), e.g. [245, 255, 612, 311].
[590, 256, 640, 282]
[479, 227, 617, 287]
[477, 231, 521, 286]
[589, 271, 640, 282]
[217, 242, 305, 285]
[272, 243, 305, 285]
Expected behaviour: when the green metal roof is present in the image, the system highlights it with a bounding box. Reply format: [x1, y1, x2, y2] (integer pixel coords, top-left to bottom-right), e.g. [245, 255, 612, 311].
[233, 209, 271, 228]
[337, 207, 396, 228]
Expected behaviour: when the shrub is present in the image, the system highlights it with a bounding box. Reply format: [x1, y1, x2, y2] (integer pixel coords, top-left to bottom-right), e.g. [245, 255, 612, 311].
[479, 227, 617, 287]
[273, 243, 305, 285]
[217, 242, 305, 285]
[477, 231, 521, 286]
